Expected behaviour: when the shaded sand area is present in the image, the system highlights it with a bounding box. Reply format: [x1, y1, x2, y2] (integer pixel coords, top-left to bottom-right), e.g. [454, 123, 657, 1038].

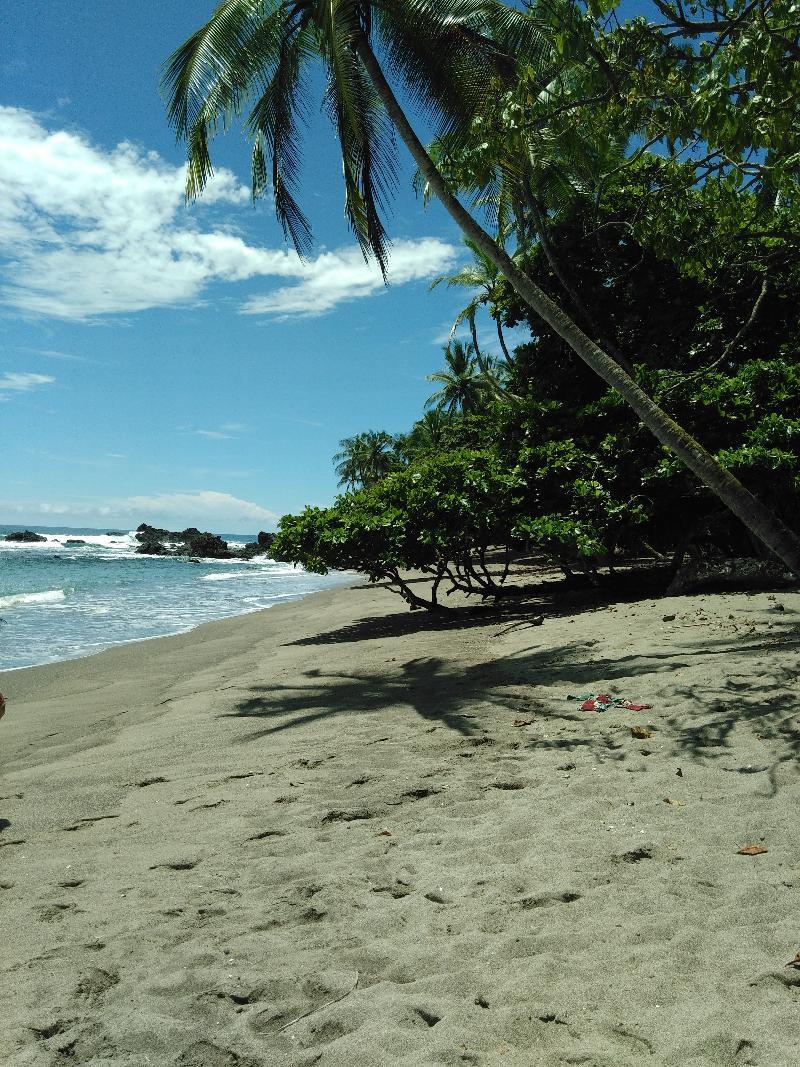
[2, 580, 800, 1066]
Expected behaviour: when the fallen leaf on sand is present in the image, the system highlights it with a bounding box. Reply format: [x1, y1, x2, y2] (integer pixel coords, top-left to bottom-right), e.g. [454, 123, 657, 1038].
[663, 797, 685, 807]
[737, 844, 768, 856]
[785, 954, 800, 969]
[513, 718, 535, 727]
[630, 726, 653, 739]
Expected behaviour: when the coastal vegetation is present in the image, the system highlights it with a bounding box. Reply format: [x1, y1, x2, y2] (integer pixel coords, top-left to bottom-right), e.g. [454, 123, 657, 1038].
[166, 0, 800, 595]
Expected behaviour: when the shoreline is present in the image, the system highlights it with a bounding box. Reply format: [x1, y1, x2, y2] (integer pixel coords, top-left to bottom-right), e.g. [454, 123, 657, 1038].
[3, 581, 800, 1065]
[0, 586, 323, 676]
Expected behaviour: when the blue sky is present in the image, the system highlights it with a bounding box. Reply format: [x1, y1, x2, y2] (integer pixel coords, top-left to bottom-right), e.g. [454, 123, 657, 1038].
[0, 2, 524, 533]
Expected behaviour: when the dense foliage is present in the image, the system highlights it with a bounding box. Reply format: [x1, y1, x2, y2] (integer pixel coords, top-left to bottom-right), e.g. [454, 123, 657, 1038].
[275, 173, 800, 601]
[168, 1, 800, 600]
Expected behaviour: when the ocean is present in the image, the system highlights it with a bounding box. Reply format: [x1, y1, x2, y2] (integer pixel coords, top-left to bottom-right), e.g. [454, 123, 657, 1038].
[0, 525, 352, 672]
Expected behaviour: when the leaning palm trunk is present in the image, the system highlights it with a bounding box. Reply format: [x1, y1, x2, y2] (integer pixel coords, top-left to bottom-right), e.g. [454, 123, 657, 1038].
[354, 35, 800, 576]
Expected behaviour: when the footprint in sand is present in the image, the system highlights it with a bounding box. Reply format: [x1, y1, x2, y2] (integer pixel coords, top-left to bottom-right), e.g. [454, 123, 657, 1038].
[321, 808, 375, 823]
[246, 828, 286, 841]
[75, 967, 119, 1003]
[37, 901, 79, 922]
[175, 1040, 260, 1066]
[398, 786, 442, 802]
[63, 814, 119, 832]
[246, 971, 359, 1040]
[30, 1017, 76, 1041]
[149, 858, 200, 871]
[516, 890, 581, 910]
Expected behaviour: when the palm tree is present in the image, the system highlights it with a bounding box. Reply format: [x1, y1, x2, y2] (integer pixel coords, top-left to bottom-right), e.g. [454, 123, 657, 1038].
[430, 239, 511, 364]
[403, 409, 451, 458]
[164, 0, 800, 573]
[333, 430, 397, 489]
[425, 340, 488, 416]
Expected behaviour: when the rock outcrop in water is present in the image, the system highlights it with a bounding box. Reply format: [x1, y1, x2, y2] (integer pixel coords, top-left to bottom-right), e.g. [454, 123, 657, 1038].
[134, 524, 275, 561]
[4, 530, 47, 543]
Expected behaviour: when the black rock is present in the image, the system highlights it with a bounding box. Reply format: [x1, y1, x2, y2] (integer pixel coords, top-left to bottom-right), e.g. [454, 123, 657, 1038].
[4, 530, 47, 543]
[65, 539, 87, 546]
[136, 540, 169, 556]
[135, 523, 172, 543]
[177, 532, 234, 559]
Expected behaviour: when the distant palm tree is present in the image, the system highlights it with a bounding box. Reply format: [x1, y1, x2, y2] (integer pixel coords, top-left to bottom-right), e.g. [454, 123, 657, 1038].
[402, 409, 452, 458]
[430, 238, 512, 364]
[333, 430, 397, 489]
[426, 341, 488, 416]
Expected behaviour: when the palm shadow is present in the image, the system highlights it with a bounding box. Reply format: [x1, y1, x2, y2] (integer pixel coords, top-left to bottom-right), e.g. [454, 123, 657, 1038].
[223, 612, 800, 786]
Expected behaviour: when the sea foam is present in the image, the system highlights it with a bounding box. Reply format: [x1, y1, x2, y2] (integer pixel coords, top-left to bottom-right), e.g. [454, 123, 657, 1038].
[0, 589, 66, 609]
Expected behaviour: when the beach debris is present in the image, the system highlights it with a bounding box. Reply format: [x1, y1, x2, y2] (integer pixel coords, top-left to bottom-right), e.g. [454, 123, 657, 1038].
[663, 797, 685, 807]
[376, 829, 392, 837]
[531, 615, 544, 626]
[277, 972, 360, 1034]
[737, 844, 768, 856]
[676, 767, 684, 777]
[569, 693, 654, 713]
[513, 718, 535, 727]
[0, 692, 5, 721]
[662, 614, 676, 622]
[630, 725, 653, 739]
[786, 953, 800, 969]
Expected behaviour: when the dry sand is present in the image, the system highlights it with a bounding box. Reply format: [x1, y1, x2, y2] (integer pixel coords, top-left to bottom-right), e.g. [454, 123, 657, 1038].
[1, 579, 800, 1066]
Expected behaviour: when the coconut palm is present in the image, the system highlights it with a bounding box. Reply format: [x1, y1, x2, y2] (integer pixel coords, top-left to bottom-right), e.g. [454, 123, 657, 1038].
[430, 238, 512, 364]
[425, 340, 489, 416]
[403, 409, 451, 457]
[164, 0, 800, 573]
[333, 430, 397, 489]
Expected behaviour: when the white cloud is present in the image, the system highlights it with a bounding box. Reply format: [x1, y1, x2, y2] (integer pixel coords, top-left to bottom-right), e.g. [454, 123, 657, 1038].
[241, 239, 457, 317]
[121, 490, 276, 526]
[0, 490, 278, 534]
[0, 107, 457, 320]
[192, 429, 233, 440]
[0, 370, 55, 397]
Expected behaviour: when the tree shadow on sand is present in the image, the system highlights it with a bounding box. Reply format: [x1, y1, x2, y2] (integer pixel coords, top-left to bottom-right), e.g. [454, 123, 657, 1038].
[223, 613, 800, 785]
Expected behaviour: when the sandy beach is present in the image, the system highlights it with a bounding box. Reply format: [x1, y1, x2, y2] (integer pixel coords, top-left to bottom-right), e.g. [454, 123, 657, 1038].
[2, 579, 800, 1066]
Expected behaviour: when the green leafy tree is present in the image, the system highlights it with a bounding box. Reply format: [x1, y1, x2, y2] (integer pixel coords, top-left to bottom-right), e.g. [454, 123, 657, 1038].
[273, 449, 524, 608]
[165, 0, 800, 572]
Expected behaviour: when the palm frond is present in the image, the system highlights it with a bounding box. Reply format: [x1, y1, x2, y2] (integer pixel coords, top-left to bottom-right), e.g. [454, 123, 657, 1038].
[163, 0, 285, 197]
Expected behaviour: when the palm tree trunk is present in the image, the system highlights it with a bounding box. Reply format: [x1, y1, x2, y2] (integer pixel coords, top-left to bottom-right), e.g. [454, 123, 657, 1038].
[354, 35, 800, 576]
[467, 310, 482, 363]
[495, 317, 511, 363]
